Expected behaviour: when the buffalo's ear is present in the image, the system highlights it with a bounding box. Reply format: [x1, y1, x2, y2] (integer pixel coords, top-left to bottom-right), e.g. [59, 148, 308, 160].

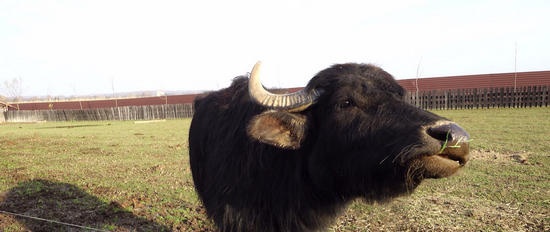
[247, 110, 308, 150]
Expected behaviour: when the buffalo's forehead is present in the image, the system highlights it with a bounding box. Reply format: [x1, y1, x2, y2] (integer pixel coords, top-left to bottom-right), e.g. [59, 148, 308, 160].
[308, 63, 405, 97]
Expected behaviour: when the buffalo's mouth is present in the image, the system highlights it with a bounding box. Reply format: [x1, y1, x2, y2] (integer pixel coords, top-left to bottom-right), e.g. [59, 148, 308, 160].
[436, 145, 469, 166]
[410, 122, 471, 179]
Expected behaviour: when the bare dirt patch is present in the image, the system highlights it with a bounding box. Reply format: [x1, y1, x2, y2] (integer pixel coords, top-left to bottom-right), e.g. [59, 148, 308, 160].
[470, 149, 542, 165]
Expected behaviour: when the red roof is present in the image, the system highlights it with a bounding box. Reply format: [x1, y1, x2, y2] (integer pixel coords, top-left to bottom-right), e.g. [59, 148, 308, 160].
[10, 94, 200, 111]
[397, 70, 550, 92]
[1, 101, 18, 110]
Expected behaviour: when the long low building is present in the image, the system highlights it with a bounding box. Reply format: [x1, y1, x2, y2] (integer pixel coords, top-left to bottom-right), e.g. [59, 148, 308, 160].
[6, 70, 550, 111]
[9, 94, 199, 111]
[397, 70, 550, 91]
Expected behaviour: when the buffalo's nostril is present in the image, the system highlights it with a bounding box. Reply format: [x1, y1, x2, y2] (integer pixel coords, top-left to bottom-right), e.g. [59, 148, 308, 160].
[427, 123, 470, 143]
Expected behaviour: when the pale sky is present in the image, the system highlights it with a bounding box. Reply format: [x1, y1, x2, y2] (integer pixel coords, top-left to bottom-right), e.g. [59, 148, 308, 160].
[1, 0, 549, 97]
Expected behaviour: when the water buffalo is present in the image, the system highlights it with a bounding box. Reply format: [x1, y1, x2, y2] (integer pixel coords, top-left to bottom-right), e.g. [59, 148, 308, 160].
[188, 61, 470, 231]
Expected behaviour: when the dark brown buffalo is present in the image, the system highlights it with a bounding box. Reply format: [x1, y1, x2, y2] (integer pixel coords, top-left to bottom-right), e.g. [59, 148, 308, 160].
[189, 62, 470, 231]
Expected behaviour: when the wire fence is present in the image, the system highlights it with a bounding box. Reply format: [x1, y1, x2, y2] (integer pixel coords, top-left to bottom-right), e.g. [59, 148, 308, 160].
[0, 210, 109, 232]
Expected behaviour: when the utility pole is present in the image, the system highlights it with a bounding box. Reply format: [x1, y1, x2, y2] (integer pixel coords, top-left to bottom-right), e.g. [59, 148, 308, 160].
[514, 42, 518, 92]
[111, 77, 118, 107]
[514, 42, 518, 107]
[415, 57, 422, 108]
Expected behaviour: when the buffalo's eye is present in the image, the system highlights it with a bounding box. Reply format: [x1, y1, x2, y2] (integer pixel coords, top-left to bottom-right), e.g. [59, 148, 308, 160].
[338, 99, 354, 109]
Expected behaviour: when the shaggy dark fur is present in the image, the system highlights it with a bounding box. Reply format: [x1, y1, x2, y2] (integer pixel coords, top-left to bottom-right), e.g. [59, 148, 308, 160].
[189, 63, 466, 231]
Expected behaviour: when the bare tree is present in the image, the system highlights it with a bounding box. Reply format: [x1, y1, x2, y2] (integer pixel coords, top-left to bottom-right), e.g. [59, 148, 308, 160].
[2, 77, 23, 102]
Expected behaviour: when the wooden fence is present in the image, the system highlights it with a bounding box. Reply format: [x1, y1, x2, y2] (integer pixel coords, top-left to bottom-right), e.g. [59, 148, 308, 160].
[2, 85, 548, 122]
[3, 104, 194, 122]
[406, 85, 549, 110]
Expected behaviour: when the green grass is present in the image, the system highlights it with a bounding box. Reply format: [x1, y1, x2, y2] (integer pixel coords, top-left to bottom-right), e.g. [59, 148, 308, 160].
[433, 107, 550, 153]
[1, 108, 549, 231]
[0, 119, 211, 231]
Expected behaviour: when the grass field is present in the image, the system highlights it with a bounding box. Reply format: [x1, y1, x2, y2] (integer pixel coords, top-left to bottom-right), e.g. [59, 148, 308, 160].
[0, 108, 548, 231]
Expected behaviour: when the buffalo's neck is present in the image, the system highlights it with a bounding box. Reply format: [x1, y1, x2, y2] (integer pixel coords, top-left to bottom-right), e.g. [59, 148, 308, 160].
[221, 149, 348, 231]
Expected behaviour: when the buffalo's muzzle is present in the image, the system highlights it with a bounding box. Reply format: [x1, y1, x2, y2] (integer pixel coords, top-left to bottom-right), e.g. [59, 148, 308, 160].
[427, 122, 471, 166]
[427, 123, 470, 144]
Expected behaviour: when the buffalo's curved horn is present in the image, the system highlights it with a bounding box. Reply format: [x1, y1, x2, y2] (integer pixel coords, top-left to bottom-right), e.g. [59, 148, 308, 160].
[248, 61, 322, 112]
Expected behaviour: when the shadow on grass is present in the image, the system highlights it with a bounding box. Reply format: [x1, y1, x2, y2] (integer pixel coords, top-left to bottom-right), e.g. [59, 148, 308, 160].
[0, 179, 170, 231]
